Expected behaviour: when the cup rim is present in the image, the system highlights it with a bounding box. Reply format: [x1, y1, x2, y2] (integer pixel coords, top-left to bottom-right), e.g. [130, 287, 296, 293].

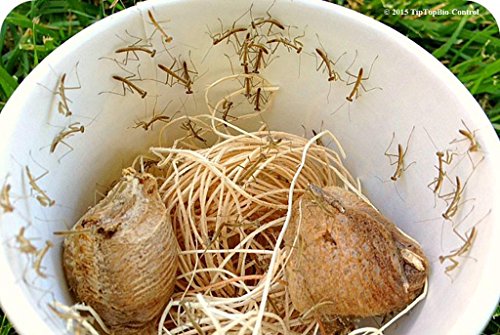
[0, 1, 499, 334]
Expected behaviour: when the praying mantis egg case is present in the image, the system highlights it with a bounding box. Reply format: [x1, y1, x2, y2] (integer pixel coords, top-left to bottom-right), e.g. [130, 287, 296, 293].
[284, 185, 428, 321]
[62, 168, 178, 334]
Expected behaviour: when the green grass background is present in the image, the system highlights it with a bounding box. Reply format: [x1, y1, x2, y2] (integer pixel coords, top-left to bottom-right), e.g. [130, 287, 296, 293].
[0, 0, 498, 334]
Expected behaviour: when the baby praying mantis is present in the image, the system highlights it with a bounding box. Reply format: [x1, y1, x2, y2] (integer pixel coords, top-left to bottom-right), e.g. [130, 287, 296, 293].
[221, 99, 236, 125]
[158, 62, 190, 90]
[384, 127, 416, 181]
[251, 44, 269, 74]
[57, 74, 73, 117]
[451, 120, 480, 153]
[439, 152, 482, 221]
[236, 153, 267, 186]
[244, 75, 253, 98]
[134, 100, 175, 131]
[439, 226, 477, 273]
[16, 227, 37, 255]
[239, 33, 253, 71]
[315, 48, 345, 82]
[440, 209, 491, 274]
[115, 45, 156, 65]
[36, 63, 81, 117]
[182, 61, 193, 94]
[134, 115, 170, 131]
[345, 51, 381, 102]
[252, 17, 285, 31]
[113, 29, 156, 65]
[33, 240, 53, 278]
[428, 150, 455, 194]
[308, 184, 346, 215]
[181, 119, 207, 144]
[308, 184, 345, 214]
[25, 166, 55, 207]
[251, 88, 263, 111]
[424, 128, 456, 196]
[266, 36, 303, 53]
[311, 129, 325, 147]
[1, 176, 14, 213]
[147, 9, 173, 43]
[111, 75, 148, 99]
[97, 58, 148, 98]
[346, 68, 364, 102]
[181, 60, 199, 94]
[212, 27, 248, 45]
[56, 67, 81, 117]
[441, 176, 463, 221]
[249, 1, 285, 33]
[50, 122, 85, 155]
[15, 227, 53, 278]
[202, 15, 246, 63]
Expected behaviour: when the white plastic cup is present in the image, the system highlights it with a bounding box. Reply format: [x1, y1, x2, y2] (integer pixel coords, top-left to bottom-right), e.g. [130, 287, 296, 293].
[0, 1, 499, 334]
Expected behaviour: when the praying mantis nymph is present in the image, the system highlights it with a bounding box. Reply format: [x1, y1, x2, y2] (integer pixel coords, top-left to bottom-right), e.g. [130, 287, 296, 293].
[57, 74, 74, 117]
[266, 36, 302, 53]
[158, 63, 189, 87]
[1, 177, 14, 213]
[428, 150, 455, 194]
[134, 115, 171, 131]
[253, 48, 268, 74]
[315, 48, 342, 82]
[439, 226, 477, 273]
[311, 129, 325, 147]
[57, 74, 73, 117]
[50, 122, 85, 154]
[344, 52, 381, 102]
[15, 227, 53, 278]
[111, 75, 147, 99]
[253, 88, 262, 111]
[308, 184, 346, 215]
[33, 240, 54, 278]
[244, 75, 252, 98]
[221, 100, 235, 125]
[147, 10, 173, 43]
[181, 120, 207, 144]
[16, 227, 37, 255]
[182, 61, 194, 94]
[25, 166, 55, 207]
[236, 154, 266, 185]
[441, 176, 463, 221]
[212, 27, 247, 45]
[239, 32, 252, 70]
[115, 46, 156, 58]
[55, 64, 81, 117]
[251, 17, 285, 30]
[456, 120, 479, 153]
[384, 127, 415, 181]
[346, 68, 364, 102]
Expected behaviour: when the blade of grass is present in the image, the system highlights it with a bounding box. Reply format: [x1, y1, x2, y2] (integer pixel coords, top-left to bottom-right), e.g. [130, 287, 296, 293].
[458, 59, 500, 83]
[0, 313, 13, 335]
[0, 65, 18, 98]
[5, 13, 59, 37]
[433, 12, 469, 58]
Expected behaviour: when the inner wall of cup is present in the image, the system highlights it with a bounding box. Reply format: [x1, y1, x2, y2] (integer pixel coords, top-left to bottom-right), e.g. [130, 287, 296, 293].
[0, 0, 497, 334]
